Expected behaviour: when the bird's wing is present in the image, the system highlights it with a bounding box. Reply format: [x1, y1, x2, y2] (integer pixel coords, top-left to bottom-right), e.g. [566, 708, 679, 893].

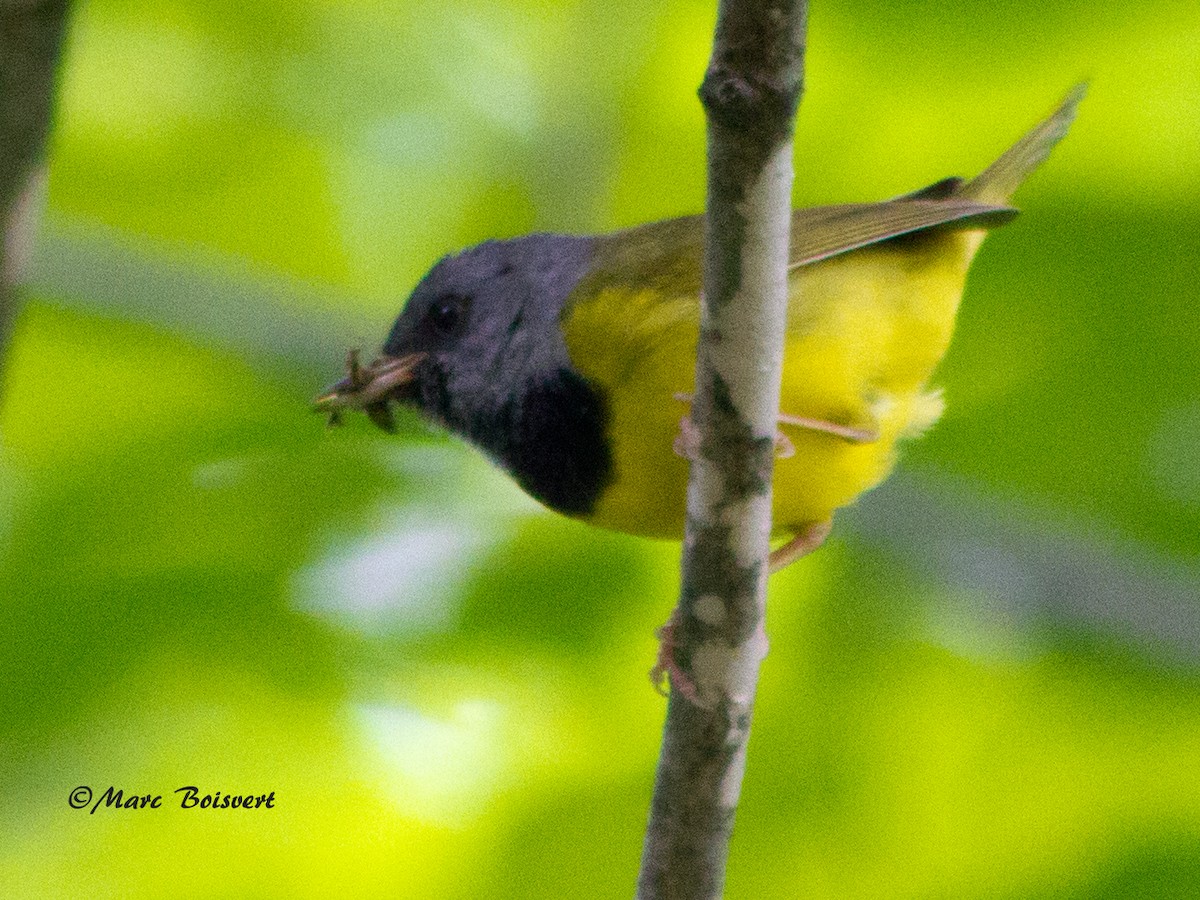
[788, 199, 1016, 269]
[588, 197, 1015, 290]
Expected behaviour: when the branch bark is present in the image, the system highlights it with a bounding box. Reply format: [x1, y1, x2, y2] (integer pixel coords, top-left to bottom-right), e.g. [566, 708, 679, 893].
[636, 1, 807, 897]
[0, 0, 71, 388]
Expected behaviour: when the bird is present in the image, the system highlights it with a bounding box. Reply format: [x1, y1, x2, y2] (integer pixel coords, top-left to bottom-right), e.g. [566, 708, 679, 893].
[316, 85, 1084, 571]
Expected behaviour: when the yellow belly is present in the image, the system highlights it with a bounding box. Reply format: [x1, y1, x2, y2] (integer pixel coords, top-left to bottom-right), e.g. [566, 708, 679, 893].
[560, 230, 977, 540]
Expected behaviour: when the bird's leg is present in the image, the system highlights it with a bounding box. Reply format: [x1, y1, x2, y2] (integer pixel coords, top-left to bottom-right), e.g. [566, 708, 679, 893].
[776, 411, 879, 444]
[769, 520, 833, 572]
[672, 392, 877, 455]
[672, 399, 797, 461]
[674, 413, 794, 461]
[659, 396, 841, 693]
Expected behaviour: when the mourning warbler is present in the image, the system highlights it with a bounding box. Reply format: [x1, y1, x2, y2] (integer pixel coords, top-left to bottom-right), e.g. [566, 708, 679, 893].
[317, 86, 1084, 569]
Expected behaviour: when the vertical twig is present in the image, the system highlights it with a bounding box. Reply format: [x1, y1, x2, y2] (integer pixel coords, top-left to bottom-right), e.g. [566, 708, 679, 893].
[636, 1, 806, 897]
[0, 0, 71, 389]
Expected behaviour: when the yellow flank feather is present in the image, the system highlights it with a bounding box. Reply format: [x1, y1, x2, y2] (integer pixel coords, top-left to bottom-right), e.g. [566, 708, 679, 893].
[560, 86, 1083, 542]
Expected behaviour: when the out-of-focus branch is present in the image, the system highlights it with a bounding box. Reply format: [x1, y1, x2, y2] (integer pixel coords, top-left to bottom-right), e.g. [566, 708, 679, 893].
[844, 473, 1200, 664]
[0, 0, 71, 385]
[30, 218, 370, 382]
[636, 1, 807, 897]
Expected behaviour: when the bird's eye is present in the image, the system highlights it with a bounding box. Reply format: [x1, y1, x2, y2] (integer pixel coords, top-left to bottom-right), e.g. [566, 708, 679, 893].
[429, 295, 467, 337]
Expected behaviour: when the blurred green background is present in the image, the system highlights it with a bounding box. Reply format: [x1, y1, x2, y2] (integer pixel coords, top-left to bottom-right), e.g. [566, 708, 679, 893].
[1, 0, 1198, 897]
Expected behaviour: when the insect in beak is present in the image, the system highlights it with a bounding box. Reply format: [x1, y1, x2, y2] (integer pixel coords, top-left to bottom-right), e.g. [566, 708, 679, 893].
[313, 349, 427, 433]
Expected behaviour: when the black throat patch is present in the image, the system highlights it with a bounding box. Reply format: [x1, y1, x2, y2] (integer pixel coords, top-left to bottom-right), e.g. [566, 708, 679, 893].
[476, 367, 613, 517]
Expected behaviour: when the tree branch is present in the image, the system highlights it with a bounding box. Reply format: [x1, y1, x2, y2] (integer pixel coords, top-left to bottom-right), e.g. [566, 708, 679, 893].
[0, 0, 71, 387]
[636, 1, 806, 897]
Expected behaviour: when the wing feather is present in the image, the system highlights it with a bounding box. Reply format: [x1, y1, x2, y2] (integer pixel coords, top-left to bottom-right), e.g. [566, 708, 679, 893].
[788, 199, 1016, 269]
[587, 198, 1015, 290]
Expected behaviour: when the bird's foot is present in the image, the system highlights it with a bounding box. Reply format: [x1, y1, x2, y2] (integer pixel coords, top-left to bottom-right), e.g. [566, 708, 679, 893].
[649, 607, 702, 705]
[769, 519, 833, 572]
[672, 415, 701, 460]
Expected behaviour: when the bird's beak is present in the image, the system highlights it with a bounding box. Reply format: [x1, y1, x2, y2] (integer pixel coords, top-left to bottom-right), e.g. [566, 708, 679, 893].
[313, 350, 426, 433]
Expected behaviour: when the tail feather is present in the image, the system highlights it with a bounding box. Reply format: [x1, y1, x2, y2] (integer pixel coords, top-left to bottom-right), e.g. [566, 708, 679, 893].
[959, 82, 1087, 204]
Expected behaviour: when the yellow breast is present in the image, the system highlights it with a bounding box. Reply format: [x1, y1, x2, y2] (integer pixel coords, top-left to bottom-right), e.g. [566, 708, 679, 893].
[560, 228, 979, 540]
